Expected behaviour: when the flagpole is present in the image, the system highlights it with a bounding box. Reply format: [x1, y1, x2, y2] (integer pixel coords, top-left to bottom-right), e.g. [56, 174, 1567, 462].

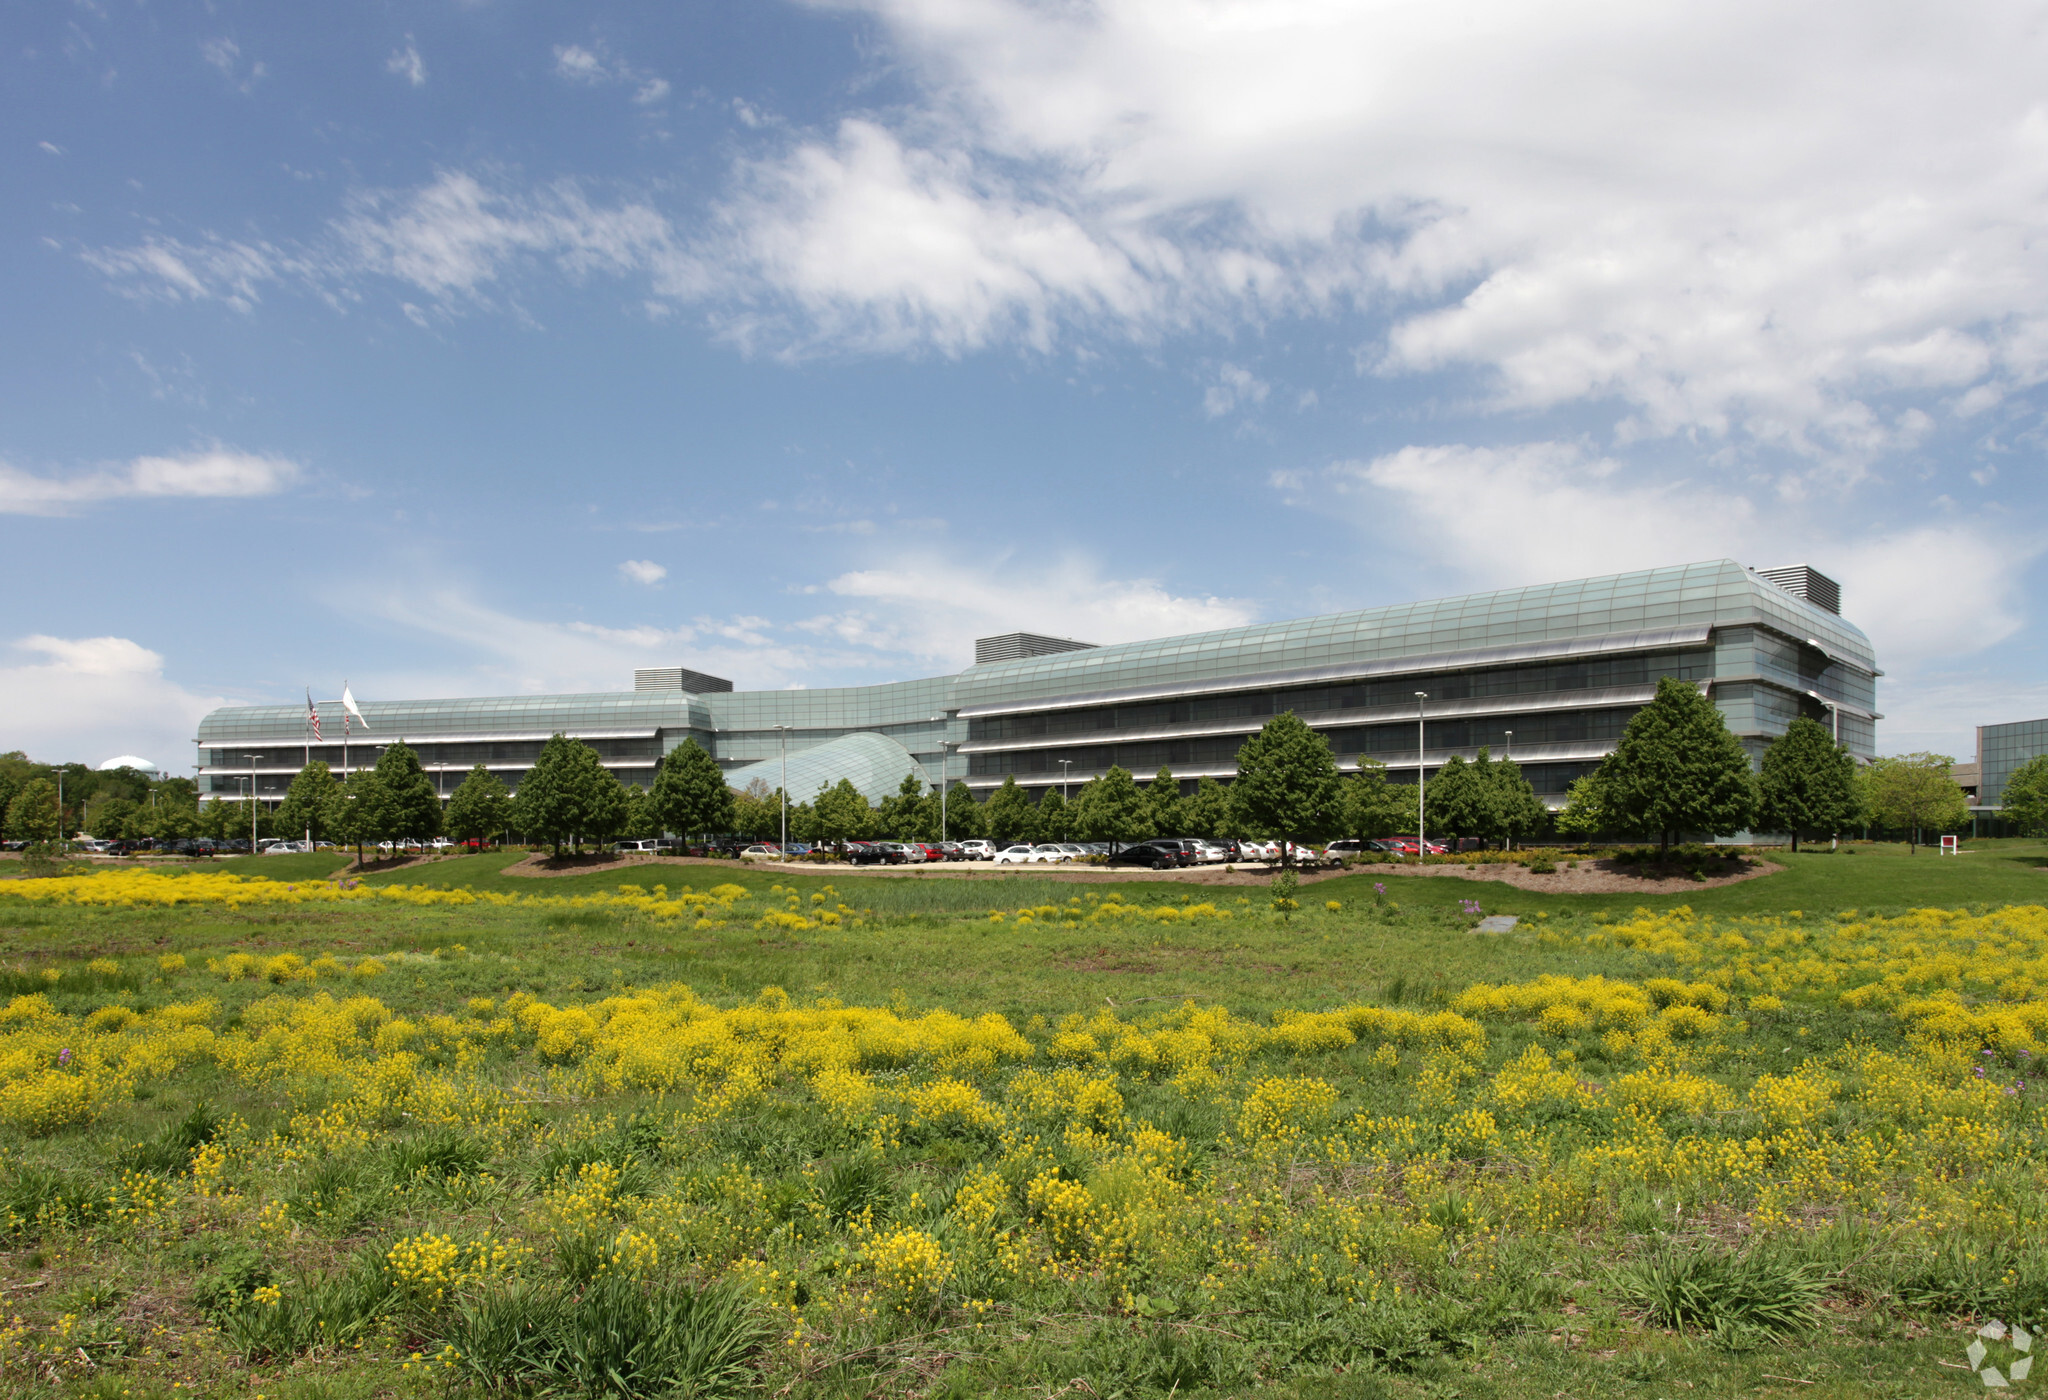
[343, 679, 349, 780]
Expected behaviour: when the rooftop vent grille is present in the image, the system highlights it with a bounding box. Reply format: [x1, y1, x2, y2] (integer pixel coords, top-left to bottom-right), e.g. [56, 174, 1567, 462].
[634, 666, 734, 694]
[974, 632, 1099, 665]
[1755, 565, 1841, 615]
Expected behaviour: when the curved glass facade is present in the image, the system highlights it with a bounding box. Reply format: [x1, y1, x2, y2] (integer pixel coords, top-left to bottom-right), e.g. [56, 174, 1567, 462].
[193, 559, 1877, 810]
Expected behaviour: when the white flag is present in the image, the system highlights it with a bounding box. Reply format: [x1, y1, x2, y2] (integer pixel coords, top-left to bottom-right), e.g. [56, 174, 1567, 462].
[340, 683, 371, 730]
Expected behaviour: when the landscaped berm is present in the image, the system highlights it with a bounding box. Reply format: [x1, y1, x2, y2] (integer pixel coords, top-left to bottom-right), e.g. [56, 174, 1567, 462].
[0, 845, 2045, 1399]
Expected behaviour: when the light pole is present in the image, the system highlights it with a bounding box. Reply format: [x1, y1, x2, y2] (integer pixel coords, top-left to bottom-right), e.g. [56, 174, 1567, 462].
[1503, 729, 1513, 762]
[772, 724, 791, 860]
[1414, 692, 1428, 858]
[1057, 759, 1073, 804]
[934, 731, 960, 843]
[244, 754, 263, 852]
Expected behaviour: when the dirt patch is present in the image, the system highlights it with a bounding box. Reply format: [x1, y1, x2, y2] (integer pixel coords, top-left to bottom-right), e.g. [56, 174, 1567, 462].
[1058, 952, 1163, 974]
[1371, 856, 1780, 895]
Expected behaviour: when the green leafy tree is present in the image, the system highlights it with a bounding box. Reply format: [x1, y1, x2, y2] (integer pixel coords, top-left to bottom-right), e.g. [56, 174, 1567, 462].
[7, 778, 60, 844]
[1863, 752, 1969, 852]
[0, 767, 22, 841]
[1071, 765, 1155, 848]
[730, 780, 784, 842]
[582, 773, 632, 850]
[445, 765, 513, 845]
[1147, 767, 1185, 836]
[275, 761, 341, 843]
[143, 782, 201, 841]
[622, 785, 658, 841]
[1754, 717, 1861, 851]
[984, 776, 1034, 846]
[373, 741, 444, 848]
[86, 797, 138, 840]
[1422, 754, 1486, 842]
[1597, 677, 1756, 853]
[646, 739, 735, 841]
[1035, 788, 1071, 843]
[812, 779, 877, 845]
[1343, 758, 1412, 843]
[938, 782, 984, 841]
[1555, 774, 1609, 838]
[2001, 754, 2048, 836]
[331, 769, 382, 863]
[1483, 753, 1549, 848]
[876, 772, 927, 840]
[1230, 712, 1344, 868]
[512, 734, 593, 856]
[1183, 775, 1234, 840]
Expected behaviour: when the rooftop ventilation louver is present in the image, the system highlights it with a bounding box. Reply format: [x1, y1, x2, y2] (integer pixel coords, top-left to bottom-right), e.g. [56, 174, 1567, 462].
[973, 632, 1099, 665]
[1755, 565, 1841, 615]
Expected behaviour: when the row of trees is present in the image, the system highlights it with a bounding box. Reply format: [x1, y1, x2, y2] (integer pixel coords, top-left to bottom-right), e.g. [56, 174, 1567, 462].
[1553, 677, 1973, 851]
[0, 751, 208, 844]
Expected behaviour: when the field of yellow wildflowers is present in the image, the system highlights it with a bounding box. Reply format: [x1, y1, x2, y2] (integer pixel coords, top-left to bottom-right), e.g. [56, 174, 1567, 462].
[0, 865, 2040, 1398]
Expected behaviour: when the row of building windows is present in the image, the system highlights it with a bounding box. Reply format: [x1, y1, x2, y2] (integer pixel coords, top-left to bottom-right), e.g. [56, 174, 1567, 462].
[966, 649, 1711, 743]
[204, 765, 658, 798]
[966, 707, 1635, 780]
[201, 737, 665, 772]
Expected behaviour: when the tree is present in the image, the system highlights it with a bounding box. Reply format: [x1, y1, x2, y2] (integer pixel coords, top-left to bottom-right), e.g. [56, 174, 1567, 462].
[1422, 754, 1486, 842]
[583, 774, 632, 850]
[1863, 752, 1969, 852]
[328, 769, 380, 862]
[2001, 754, 2048, 836]
[1484, 753, 1549, 848]
[445, 765, 512, 845]
[1343, 758, 1412, 843]
[646, 739, 735, 841]
[939, 782, 985, 840]
[1230, 712, 1345, 868]
[984, 776, 1034, 846]
[1147, 767, 1185, 836]
[1555, 774, 1609, 838]
[732, 781, 784, 842]
[0, 766, 21, 841]
[1597, 677, 1756, 853]
[6, 779, 60, 844]
[373, 741, 444, 847]
[1035, 788, 1070, 842]
[812, 779, 876, 845]
[143, 783, 201, 841]
[877, 772, 927, 840]
[275, 761, 341, 843]
[87, 797, 139, 840]
[1754, 717, 1861, 851]
[1071, 765, 1155, 848]
[1183, 775, 1233, 839]
[512, 733, 592, 856]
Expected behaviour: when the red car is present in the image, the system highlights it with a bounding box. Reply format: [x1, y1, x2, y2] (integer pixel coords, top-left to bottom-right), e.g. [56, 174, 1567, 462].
[1384, 838, 1450, 856]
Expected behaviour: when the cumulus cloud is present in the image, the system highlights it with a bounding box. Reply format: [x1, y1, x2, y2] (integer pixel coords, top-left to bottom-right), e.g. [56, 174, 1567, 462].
[0, 636, 226, 768]
[1320, 440, 2031, 672]
[0, 449, 301, 516]
[618, 559, 667, 585]
[1203, 363, 1269, 418]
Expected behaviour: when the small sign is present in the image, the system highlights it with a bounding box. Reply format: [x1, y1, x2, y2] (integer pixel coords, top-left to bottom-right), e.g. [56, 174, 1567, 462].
[1941, 834, 1960, 855]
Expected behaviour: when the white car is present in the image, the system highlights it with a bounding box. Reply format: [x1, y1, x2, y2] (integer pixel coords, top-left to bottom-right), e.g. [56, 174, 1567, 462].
[992, 844, 1045, 865]
[957, 840, 996, 860]
[1055, 844, 1091, 861]
[262, 840, 312, 855]
[1196, 841, 1233, 863]
[1239, 839, 1278, 860]
[1032, 844, 1073, 863]
[428, 837, 455, 851]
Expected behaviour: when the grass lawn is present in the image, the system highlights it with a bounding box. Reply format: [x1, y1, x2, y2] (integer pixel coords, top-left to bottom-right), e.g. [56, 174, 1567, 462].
[0, 847, 2037, 1398]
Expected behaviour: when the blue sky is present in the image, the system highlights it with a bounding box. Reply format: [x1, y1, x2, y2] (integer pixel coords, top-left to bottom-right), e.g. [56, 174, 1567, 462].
[5, 0, 2045, 774]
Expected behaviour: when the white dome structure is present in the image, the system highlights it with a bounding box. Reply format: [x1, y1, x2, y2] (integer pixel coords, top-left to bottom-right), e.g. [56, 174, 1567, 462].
[99, 755, 158, 773]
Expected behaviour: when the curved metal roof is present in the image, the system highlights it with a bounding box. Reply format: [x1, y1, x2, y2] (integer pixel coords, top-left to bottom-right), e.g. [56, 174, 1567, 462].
[722, 731, 928, 805]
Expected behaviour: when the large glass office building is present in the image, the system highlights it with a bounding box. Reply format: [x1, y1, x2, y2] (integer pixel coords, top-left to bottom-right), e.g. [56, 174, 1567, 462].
[194, 559, 1878, 810]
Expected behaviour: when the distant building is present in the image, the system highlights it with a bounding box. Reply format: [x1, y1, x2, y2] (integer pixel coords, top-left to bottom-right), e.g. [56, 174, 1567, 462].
[1968, 716, 2048, 834]
[194, 559, 1878, 810]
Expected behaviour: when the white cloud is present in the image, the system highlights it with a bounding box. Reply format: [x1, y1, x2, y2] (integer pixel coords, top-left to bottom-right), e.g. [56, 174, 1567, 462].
[1203, 363, 1269, 418]
[0, 449, 301, 516]
[811, 553, 1256, 665]
[386, 40, 426, 88]
[553, 44, 607, 82]
[1323, 440, 2031, 670]
[618, 559, 667, 585]
[199, 36, 265, 91]
[0, 636, 225, 769]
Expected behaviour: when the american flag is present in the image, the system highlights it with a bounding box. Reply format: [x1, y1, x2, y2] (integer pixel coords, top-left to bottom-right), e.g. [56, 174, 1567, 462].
[307, 688, 322, 742]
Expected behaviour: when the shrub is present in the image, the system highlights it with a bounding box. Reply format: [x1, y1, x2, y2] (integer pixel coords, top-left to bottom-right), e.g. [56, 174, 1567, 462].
[1615, 1240, 1827, 1347]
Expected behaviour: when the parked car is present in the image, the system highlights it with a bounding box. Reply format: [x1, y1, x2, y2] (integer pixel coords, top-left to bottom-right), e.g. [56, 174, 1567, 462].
[906, 843, 946, 862]
[1054, 843, 1091, 861]
[1105, 843, 1181, 869]
[262, 840, 312, 855]
[1029, 844, 1073, 863]
[992, 844, 1044, 865]
[1194, 840, 1234, 863]
[957, 839, 995, 860]
[428, 837, 455, 851]
[618, 839, 664, 852]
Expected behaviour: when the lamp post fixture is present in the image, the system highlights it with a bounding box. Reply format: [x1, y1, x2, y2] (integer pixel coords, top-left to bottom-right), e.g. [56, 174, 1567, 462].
[243, 754, 264, 853]
[1807, 692, 1842, 745]
[1056, 759, 1074, 804]
[1414, 693, 1428, 858]
[1503, 729, 1513, 762]
[771, 725, 792, 860]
